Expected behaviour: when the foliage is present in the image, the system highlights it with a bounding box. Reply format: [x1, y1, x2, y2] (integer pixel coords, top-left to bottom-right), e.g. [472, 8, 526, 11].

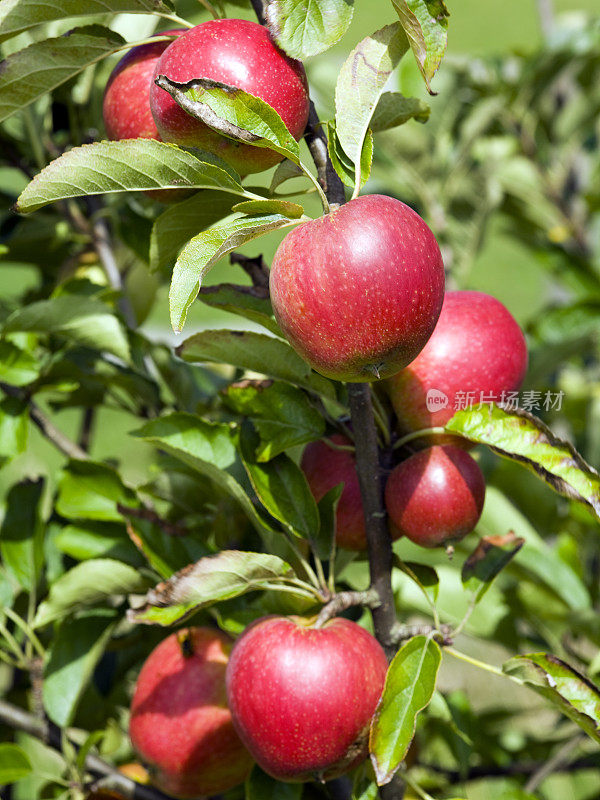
[0, 1, 599, 800]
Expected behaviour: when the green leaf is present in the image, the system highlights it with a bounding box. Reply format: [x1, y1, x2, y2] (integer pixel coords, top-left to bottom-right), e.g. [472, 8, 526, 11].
[352, 766, 378, 800]
[149, 190, 238, 273]
[446, 404, 600, 519]
[0, 0, 174, 43]
[0, 479, 44, 592]
[462, 532, 525, 603]
[0, 744, 32, 784]
[334, 23, 409, 184]
[169, 214, 294, 332]
[313, 484, 343, 561]
[391, 0, 449, 94]
[370, 635, 441, 784]
[479, 487, 590, 611]
[10, 735, 66, 798]
[242, 452, 320, 539]
[121, 514, 209, 580]
[55, 522, 142, 567]
[0, 396, 28, 460]
[199, 284, 282, 337]
[34, 559, 148, 628]
[43, 610, 118, 727]
[270, 159, 304, 193]
[264, 0, 354, 59]
[0, 341, 40, 386]
[504, 653, 600, 744]
[4, 296, 130, 361]
[327, 120, 373, 189]
[15, 140, 243, 214]
[246, 765, 302, 800]
[223, 380, 325, 461]
[177, 330, 335, 399]
[56, 461, 136, 522]
[0, 25, 126, 123]
[533, 301, 600, 345]
[370, 91, 430, 131]
[232, 199, 304, 218]
[131, 414, 274, 539]
[129, 550, 296, 625]
[154, 75, 301, 163]
[395, 559, 439, 604]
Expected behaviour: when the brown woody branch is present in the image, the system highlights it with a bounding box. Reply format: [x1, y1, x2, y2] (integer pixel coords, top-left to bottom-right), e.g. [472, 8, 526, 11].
[0, 698, 172, 800]
[304, 103, 346, 206]
[117, 503, 188, 538]
[0, 382, 89, 461]
[229, 252, 270, 289]
[347, 385, 398, 660]
[315, 589, 380, 628]
[249, 0, 266, 25]
[249, 6, 402, 798]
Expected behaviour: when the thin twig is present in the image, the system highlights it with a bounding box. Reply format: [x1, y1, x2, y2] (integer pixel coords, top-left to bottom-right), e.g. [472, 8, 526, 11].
[422, 753, 600, 781]
[0, 382, 88, 461]
[0, 699, 172, 800]
[315, 589, 379, 628]
[229, 252, 270, 289]
[392, 622, 453, 646]
[91, 214, 138, 329]
[524, 734, 585, 793]
[78, 407, 95, 453]
[117, 503, 188, 538]
[536, 0, 555, 39]
[304, 103, 346, 207]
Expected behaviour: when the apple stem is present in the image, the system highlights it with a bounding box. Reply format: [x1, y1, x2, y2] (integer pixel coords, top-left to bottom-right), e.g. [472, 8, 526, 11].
[176, 628, 195, 658]
[393, 427, 446, 449]
[314, 589, 380, 628]
[195, 0, 221, 21]
[298, 158, 331, 213]
[347, 384, 399, 661]
[156, 12, 196, 28]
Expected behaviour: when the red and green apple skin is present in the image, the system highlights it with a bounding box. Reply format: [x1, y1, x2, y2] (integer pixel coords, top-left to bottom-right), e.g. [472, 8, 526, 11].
[103, 30, 184, 141]
[269, 194, 445, 382]
[129, 627, 253, 798]
[387, 290, 528, 432]
[385, 445, 486, 548]
[150, 18, 310, 175]
[301, 435, 366, 550]
[226, 616, 388, 782]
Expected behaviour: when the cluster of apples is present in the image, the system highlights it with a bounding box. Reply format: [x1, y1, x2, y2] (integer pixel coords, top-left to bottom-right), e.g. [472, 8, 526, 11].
[102, 18, 310, 177]
[302, 290, 528, 551]
[129, 621, 388, 795]
[112, 14, 530, 796]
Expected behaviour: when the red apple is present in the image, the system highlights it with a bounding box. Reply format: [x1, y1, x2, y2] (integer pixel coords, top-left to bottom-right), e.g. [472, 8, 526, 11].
[103, 30, 184, 141]
[385, 445, 486, 548]
[301, 435, 366, 550]
[102, 29, 194, 203]
[269, 194, 445, 382]
[129, 627, 253, 798]
[387, 290, 528, 431]
[226, 616, 388, 781]
[150, 18, 310, 175]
